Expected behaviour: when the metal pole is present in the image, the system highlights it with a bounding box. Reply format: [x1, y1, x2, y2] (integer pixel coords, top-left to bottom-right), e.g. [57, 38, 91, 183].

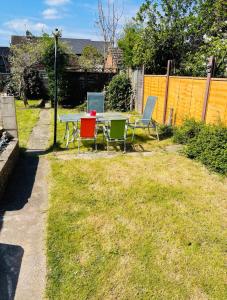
[53, 30, 59, 147]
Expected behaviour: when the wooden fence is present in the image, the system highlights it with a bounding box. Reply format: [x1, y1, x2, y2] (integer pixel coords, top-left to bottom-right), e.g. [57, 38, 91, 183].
[143, 75, 227, 126]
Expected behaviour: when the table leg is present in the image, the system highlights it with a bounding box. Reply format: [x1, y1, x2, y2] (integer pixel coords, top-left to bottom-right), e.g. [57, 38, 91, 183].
[66, 122, 70, 148]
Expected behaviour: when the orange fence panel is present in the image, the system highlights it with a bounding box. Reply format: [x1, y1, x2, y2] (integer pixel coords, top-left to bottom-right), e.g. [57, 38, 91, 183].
[143, 76, 227, 126]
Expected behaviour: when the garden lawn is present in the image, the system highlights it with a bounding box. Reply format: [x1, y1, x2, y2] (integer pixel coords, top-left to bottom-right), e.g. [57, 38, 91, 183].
[47, 152, 227, 299]
[16, 100, 41, 149]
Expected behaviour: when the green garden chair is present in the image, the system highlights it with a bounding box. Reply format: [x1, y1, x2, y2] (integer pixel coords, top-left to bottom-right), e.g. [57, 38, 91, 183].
[129, 96, 159, 141]
[103, 119, 128, 153]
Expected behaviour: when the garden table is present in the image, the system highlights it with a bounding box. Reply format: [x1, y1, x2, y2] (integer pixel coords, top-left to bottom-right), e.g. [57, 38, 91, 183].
[59, 112, 129, 147]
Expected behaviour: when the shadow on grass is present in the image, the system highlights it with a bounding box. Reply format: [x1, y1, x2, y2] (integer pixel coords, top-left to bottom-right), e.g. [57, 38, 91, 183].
[43, 134, 171, 154]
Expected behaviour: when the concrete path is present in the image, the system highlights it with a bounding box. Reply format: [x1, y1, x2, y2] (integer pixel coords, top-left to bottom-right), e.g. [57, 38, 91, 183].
[0, 109, 51, 300]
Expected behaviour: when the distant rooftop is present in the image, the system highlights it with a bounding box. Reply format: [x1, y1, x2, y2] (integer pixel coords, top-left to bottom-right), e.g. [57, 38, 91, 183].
[11, 35, 107, 55]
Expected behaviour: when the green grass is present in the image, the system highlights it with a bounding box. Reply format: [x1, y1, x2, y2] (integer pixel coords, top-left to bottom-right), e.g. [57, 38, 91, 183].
[47, 153, 227, 299]
[16, 100, 41, 149]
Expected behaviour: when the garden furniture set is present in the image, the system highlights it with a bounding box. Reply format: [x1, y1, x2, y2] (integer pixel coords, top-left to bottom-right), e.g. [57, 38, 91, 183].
[59, 93, 159, 152]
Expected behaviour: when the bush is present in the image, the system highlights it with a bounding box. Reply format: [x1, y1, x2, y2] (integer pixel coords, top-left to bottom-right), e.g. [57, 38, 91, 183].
[106, 73, 133, 111]
[173, 119, 205, 144]
[158, 124, 173, 138]
[23, 69, 47, 100]
[184, 125, 227, 174]
[173, 119, 227, 175]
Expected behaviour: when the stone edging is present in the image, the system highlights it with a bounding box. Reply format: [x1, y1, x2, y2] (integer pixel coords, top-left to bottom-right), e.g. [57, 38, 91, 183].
[0, 139, 19, 201]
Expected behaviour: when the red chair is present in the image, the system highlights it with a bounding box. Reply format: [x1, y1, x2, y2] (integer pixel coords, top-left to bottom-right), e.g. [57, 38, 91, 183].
[75, 117, 97, 153]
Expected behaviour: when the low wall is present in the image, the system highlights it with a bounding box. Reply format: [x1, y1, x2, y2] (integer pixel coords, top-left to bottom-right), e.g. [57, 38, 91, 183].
[0, 139, 19, 200]
[0, 96, 18, 138]
[0, 96, 19, 200]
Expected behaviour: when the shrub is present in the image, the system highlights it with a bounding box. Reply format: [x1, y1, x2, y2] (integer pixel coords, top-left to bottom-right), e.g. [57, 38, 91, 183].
[173, 119, 205, 144]
[106, 73, 133, 111]
[23, 69, 47, 100]
[184, 125, 227, 174]
[173, 119, 227, 175]
[158, 124, 173, 138]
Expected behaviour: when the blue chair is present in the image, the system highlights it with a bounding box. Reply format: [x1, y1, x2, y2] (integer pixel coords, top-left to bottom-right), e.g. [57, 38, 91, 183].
[87, 92, 104, 113]
[129, 96, 159, 141]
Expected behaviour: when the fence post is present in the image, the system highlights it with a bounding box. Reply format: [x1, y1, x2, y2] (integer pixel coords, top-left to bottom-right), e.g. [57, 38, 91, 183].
[202, 56, 215, 122]
[141, 65, 145, 113]
[163, 60, 172, 124]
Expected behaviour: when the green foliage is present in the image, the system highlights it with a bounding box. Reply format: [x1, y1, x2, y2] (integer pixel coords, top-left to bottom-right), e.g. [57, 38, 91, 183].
[23, 69, 47, 99]
[173, 119, 205, 144]
[118, 0, 227, 77]
[9, 33, 73, 105]
[106, 73, 133, 111]
[182, 37, 227, 77]
[118, 23, 142, 68]
[173, 119, 227, 174]
[41, 35, 71, 103]
[0, 75, 10, 93]
[184, 125, 227, 174]
[158, 124, 173, 139]
[78, 45, 103, 69]
[9, 40, 43, 104]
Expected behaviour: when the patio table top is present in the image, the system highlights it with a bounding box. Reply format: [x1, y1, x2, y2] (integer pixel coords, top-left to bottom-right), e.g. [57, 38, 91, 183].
[59, 112, 129, 123]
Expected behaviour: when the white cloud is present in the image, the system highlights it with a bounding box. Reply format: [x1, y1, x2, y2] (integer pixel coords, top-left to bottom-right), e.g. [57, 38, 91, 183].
[5, 19, 48, 33]
[45, 0, 70, 6]
[42, 8, 61, 19]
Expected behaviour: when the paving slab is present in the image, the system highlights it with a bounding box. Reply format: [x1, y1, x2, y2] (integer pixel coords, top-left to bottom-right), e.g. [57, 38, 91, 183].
[0, 109, 50, 300]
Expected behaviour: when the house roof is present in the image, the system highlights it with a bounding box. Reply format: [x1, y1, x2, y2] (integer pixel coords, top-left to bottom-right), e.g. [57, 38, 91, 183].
[0, 47, 10, 57]
[11, 35, 107, 55]
[61, 38, 106, 55]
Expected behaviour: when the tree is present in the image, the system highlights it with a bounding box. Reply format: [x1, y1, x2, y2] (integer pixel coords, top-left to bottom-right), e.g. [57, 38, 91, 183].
[9, 40, 42, 105]
[9, 33, 74, 106]
[96, 0, 123, 61]
[118, 0, 227, 77]
[182, 37, 227, 77]
[78, 45, 103, 69]
[41, 34, 71, 104]
[182, 0, 227, 76]
[133, 0, 198, 73]
[118, 22, 142, 68]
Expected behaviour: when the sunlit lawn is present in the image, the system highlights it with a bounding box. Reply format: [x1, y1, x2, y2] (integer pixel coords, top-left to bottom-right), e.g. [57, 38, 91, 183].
[14, 102, 227, 299]
[16, 100, 41, 149]
[47, 147, 227, 299]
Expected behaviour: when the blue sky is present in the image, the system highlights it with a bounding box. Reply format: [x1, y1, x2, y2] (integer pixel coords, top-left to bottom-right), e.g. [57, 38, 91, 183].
[0, 0, 144, 46]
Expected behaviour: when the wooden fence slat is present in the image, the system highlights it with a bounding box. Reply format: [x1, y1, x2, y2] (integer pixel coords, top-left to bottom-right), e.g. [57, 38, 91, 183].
[143, 76, 227, 126]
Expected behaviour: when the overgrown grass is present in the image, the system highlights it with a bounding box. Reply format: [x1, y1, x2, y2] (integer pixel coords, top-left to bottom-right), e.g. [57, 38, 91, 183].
[16, 100, 41, 149]
[47, 153, 227, 299]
